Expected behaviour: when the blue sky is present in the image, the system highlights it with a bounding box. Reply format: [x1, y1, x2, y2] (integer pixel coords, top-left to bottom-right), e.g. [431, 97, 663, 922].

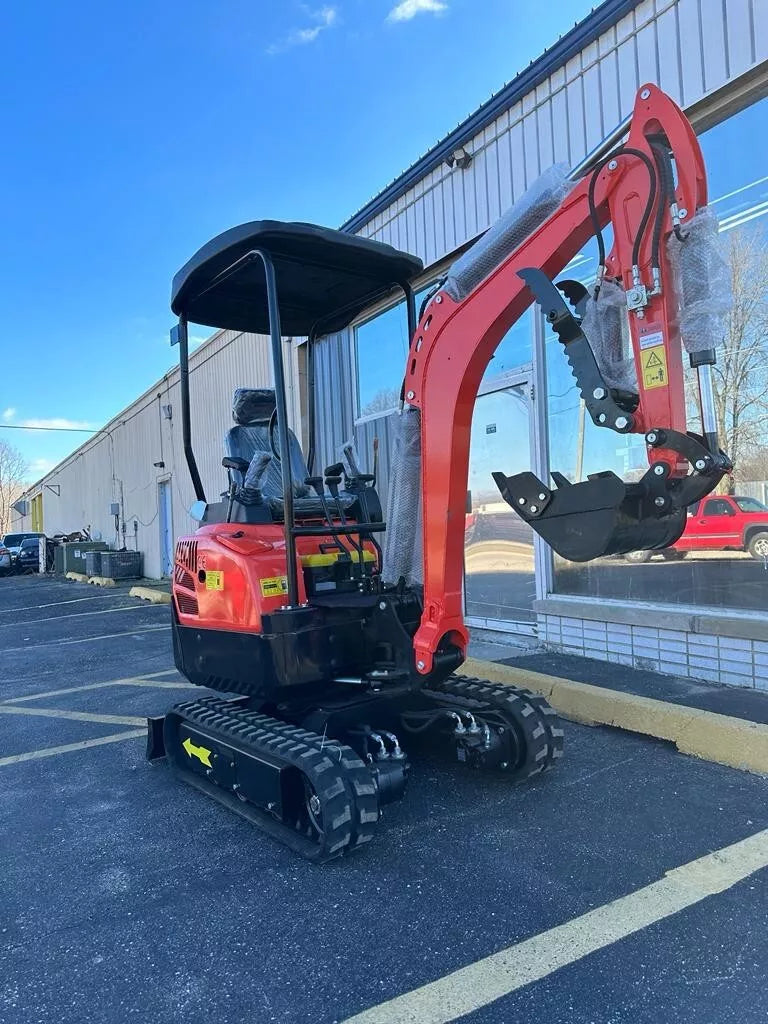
[0, 0, 595, 480]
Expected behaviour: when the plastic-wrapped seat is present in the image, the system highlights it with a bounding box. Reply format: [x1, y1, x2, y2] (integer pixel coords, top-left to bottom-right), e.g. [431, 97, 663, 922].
[225, 388, 355, 520]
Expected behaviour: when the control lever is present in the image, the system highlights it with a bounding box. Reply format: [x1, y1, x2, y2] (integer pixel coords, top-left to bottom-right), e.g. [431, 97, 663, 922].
[342, 443, 375, 485]
[325, 466, 366, 577]
[224, 452, 271, 521]
[305, 475, 348, 557]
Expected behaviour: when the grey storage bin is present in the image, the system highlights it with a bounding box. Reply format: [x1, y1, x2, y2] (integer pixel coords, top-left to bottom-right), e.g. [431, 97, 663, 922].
[100, 550, 143, 579]
[85, 551, 103, 577]
[57, 541, 109, 575]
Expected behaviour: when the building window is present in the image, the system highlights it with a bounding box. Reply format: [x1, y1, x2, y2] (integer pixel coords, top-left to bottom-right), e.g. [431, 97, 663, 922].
[482, 309, 534, 383]
[545, 93, 768, 613]
[356, 283, 534, 419]
[356, 299, 413, 418]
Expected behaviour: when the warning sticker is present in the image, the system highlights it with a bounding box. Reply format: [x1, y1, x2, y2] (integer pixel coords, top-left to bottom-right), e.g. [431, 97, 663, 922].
[260, 575, 289, 598]
[639, 330, 664, 350]
[641, 345, 668, 390]
[205, 570, 224, 590]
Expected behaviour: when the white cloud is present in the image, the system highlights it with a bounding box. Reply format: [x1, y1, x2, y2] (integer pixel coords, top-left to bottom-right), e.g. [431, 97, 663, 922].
[267, 5, 337, 54]
[29, 457, 56, 476]
[387, 0, 447, 22]
[18, 417, 98, 431]
[2, 408, 15, 421]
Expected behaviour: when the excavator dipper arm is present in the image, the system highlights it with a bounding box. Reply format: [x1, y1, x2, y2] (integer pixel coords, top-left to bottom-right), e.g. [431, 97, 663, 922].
[405, 84, 731, 675]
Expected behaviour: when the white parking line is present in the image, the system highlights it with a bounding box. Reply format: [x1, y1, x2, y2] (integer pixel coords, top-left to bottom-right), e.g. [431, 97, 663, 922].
[0, 706, 145, 726]
[0, 729, 146, 767]
[0, 594, 120, 613]
[1, 673, 189, 704]
[0, 603, 148, 627]
[0, 625, 170, 652]
[342, 828, 768, 1024]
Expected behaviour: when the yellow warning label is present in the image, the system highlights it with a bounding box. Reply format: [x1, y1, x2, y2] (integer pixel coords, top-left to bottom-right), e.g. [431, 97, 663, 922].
[260, 575, 289, 598]
[205, 570, 224, 590]
[641, 345, 668, 390]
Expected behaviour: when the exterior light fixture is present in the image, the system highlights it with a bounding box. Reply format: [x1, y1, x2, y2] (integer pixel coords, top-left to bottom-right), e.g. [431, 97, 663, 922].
[446, 146, 472, 170]
[162, 404, 173, 420]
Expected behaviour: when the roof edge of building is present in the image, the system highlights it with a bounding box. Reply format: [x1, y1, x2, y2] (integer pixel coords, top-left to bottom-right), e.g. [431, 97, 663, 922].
[340, 0, 639, 236]
[19, 324, 233, 497]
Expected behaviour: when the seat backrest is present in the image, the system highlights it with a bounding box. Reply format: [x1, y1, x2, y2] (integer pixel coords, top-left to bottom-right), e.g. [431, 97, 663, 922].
[225, 388, 309, 498]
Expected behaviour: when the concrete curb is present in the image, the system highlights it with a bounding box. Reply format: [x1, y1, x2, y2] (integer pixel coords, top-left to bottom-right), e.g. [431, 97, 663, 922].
[462, 657, 768, 776]
[130, 586, 171, 605]
[64, 572, 88, 583]
[87, 576, 116, 588]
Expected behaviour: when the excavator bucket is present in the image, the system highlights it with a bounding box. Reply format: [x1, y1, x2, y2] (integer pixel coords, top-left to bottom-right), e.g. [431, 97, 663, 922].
[493, 469, 686, 562]
[493, 253, 732, 562]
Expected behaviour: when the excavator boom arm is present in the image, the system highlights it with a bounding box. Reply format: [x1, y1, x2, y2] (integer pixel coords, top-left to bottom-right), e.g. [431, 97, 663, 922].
[405, 84, 726, 675]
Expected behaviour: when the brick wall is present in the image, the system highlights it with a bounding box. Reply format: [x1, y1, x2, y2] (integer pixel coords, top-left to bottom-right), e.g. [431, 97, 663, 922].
[537, 612, 768, 689]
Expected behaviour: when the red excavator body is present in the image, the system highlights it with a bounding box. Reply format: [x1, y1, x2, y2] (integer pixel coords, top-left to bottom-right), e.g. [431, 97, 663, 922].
[148, 86, 731, 861]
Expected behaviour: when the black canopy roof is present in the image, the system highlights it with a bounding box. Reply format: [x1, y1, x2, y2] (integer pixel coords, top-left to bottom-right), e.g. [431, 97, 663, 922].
[171, 220, 423, 337]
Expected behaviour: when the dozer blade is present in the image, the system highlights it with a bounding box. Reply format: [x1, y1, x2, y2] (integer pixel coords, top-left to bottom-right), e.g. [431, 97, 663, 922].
[493, 469, 686, 562]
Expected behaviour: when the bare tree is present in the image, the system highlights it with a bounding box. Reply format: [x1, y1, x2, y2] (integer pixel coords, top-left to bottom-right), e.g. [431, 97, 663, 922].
[360, 387, 401, 417]
[712, 227, 768, 481]
[0, 440, 28, 535]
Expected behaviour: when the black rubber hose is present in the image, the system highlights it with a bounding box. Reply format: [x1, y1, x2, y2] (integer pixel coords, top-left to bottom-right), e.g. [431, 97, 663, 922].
[617, 146, 658, 269]
[649, 140, 676, 270]
[587, 146, 658, 292]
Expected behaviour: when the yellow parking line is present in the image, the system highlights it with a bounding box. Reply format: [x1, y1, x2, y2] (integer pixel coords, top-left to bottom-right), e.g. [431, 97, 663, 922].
[342, 827, 768, 1024]
[1, 670, 182, 703]
[0, 730, 146, 767]
[0, 706, 145, 726]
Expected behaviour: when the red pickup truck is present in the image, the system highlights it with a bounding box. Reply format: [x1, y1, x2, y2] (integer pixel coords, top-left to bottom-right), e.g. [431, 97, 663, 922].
[625, 494, 768, 562]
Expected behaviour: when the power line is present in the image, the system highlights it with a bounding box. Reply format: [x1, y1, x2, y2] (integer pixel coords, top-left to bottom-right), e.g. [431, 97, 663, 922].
[0, 423, 98, 434]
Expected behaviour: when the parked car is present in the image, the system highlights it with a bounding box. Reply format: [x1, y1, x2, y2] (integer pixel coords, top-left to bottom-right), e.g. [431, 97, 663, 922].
[15, 537, 42, 573]
[0, 544, 11, 576]
[624, 495, 768, 562]
[2, 532, 45, 560]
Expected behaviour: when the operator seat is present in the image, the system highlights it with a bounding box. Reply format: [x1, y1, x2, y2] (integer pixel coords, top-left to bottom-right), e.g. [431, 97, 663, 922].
[226, 387, 310, 497]
[224, 388, 357, 520]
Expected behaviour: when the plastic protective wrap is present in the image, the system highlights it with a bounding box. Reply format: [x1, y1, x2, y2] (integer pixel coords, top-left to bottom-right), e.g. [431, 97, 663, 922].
[581, 280, 638, 392]
[667, 206, 732, 354]
[232, 387, 276, 424]
[382, 407, 423, 586]
[444, 164, 574, 302]
[238, 452, 272, 505]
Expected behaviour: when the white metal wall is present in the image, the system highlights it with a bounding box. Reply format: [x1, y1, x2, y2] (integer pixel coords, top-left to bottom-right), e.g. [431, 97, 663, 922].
[312, 0, 767, 477]
[13, 329, 301, 578]
[357, 0, 765, 262]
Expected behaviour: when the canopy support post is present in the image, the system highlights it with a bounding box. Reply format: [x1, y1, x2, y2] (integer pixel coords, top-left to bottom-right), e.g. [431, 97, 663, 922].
[171, 316, 206, 503]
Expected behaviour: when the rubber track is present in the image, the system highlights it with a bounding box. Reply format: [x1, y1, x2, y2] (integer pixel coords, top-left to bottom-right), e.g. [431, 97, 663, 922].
[169, 697, 379, 862]
[425, 675, 564, 778]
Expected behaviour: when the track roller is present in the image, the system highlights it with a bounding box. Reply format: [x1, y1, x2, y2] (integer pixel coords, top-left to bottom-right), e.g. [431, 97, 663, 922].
[161, 698, 379, 863]
[419, 675, 564, 778]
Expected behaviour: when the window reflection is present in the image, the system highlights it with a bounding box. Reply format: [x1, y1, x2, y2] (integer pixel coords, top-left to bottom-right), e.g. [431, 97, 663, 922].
[548, 94, 768, 613]
[355, 286, 434, 418]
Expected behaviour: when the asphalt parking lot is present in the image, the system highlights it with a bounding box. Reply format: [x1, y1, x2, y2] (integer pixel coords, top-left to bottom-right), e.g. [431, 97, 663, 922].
[2, 575, 768, 1024]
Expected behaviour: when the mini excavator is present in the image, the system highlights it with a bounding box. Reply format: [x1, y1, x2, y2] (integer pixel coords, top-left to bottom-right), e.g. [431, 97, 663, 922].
[147, 85, 731, 861]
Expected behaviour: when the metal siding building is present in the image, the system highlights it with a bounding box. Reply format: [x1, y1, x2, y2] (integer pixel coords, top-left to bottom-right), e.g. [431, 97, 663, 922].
[311, 0, 767, 485]
[14, 329, 300, 578]
[12, 0, 768, 684]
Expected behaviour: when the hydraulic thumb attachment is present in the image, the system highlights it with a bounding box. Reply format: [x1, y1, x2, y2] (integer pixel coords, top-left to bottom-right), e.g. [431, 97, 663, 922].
[493, 268, 732, 561]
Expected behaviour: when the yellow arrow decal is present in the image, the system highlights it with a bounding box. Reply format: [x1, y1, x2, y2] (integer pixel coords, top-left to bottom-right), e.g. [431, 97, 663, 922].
[182, 735, 212, 767]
